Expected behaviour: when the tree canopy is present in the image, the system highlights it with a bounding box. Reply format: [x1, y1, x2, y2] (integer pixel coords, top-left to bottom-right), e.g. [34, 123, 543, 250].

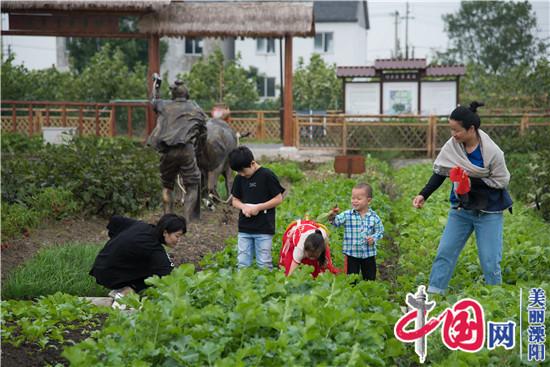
[437, 1, 547, 74]
[180, 49, 258, 111]
[1, 45, 147, 102]
[460, 59, 550, 110]
[66, 18, 167, 73]
[293, 54, 341, 111]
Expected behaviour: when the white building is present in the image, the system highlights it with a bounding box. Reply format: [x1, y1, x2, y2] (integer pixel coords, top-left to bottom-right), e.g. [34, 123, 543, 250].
[161, 37, 235, 83]
[235, 1, 369, 99]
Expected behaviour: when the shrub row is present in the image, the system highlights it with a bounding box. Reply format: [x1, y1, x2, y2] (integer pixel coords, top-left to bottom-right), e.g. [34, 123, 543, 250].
[1, 133, 162, 239]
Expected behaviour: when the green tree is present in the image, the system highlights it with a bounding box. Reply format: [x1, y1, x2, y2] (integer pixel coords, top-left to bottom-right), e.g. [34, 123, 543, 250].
[1, 46, 148, 102]
[1, 55, 32, 100]
[437, 1, 547, 73]
[25, 68, 76, 101]
[180, 49, 258, 111]
[66, 18, 168, 73]
[293, 54, 341, 111]
[1, 55, 74, 101]
[460, 59, 550, 110]
[72, 44, 147, 102]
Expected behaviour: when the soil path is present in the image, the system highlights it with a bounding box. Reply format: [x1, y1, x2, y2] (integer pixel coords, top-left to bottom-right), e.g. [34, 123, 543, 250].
[1, 206, 239, 281]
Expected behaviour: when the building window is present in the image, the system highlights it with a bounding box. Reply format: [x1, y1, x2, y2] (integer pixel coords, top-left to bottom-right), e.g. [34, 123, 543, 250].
[185, 38, 203, 55]
[257, 77, 276, 98]
[256, 38, 276, 54]
[314, 32, 333, 53]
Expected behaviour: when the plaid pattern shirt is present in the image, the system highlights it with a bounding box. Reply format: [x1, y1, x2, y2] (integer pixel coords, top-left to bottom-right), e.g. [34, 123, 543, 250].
[332, 209, 384, 258]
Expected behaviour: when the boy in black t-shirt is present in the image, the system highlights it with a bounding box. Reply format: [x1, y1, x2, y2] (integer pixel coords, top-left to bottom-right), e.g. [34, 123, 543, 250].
[229, 146, 285, 269]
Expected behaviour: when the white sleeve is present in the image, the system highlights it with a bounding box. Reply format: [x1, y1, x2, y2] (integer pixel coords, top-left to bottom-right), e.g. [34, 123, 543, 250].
[292, 244, 304, 263]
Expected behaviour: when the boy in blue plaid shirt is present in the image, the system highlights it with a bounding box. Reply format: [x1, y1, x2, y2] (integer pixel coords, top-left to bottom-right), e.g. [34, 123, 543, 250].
[328, 183, 384, 280]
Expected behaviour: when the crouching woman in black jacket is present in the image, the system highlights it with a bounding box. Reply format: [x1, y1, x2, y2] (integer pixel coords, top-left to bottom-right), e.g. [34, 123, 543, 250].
[90, 214, 186, 294]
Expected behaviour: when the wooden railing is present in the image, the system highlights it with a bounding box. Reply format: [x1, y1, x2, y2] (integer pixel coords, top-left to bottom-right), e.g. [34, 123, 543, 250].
[228, 110, 282, 140]
[295, 113, 550, 157]
[0, 104, 285, 141]
[0, 100, 151, 139]
[3, 101, 548, 157]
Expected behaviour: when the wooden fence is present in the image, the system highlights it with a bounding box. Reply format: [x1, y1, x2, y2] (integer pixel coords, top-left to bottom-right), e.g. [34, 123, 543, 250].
[295, 113, 550, 157]
[0, 102, 282, 141]
[0, 100, 151, 139]
[2, 101, 548, 157]
[228, 110, 281, 140]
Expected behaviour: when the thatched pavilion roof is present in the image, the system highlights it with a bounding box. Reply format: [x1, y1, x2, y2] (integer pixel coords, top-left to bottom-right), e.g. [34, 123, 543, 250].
[138, 1, 315, 38]
[0, 0, 170, 13]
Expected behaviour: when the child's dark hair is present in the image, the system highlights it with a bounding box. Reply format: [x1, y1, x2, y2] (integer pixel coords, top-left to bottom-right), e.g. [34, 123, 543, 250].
[449, 101, 484, 130]
[304, 230, 327, 267]
[229, 146, 255, 172]
[156, 214, 186, 243]
[354, 182, 373, 198]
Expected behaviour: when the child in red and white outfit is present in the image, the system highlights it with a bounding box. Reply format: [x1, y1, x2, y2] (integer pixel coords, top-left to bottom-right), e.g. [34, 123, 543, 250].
[279, 219, 339, 277]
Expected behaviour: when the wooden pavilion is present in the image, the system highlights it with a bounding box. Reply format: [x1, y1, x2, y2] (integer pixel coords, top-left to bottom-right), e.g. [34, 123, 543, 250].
[1, 0, 315, 146]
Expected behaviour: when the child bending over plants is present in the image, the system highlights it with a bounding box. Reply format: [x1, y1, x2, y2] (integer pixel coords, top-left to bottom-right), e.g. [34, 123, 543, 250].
[328, 182, 384, 281]
[279, 219, 339, 277]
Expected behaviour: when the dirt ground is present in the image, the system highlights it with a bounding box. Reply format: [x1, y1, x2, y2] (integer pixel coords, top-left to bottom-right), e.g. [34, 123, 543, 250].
[1, 205, 239, 282]
[0, 203, 239, 367]
[1, 315, 107, 367]
[1, 164, 404, 366]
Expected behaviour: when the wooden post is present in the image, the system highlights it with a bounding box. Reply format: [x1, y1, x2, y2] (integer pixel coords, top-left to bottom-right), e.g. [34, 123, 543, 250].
[95, 107, 100, 137]
[257, 111, 265, 139]
[342, 116, 347, 155]
[427, 115, 436, 157]
[379, 79, 384, 114]
[110, 106, 116, 137]
[127, 106, 133, 138]
[12, 105, 17, 132]
[520, 114, 529, 136]
[62, 105, 67, 127]
[147, 34, 160, 135]
[78, 106, 84, 135]
[283, 35, 294, 146]
[430, 115, 437, 158]
[28, 104, 34, 135]
[45, 107, 50, 126]
[35, 110, 40, 133]
[294, 113, 300, 148]
[342, 79, 346, 113]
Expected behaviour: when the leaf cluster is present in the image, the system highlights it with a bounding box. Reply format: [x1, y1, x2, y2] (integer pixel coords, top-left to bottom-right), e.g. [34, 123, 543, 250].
[459, 60, 550, 110]
[293, 54, 342, 111]
[1, 45, 147, 102]
[1, 133, 161, 222]
[180, 49, 259, 111]
[1, 293, 106, 349]
[2, 159, 549, 365]
[66, 33, 168, 74]
[63, 266, 403, 366]
[437, 1, 548, 74]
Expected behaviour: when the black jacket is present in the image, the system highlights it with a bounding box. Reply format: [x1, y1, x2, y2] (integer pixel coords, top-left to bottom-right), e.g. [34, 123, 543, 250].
[419, 173, 513, 212]
[89, 216, 173, 289]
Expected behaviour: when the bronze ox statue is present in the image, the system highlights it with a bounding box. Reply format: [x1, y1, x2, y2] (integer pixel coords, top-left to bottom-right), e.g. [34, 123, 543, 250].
[147, 75, 237, 223]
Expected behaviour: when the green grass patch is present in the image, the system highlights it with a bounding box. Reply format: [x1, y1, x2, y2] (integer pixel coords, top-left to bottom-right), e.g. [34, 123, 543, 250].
[2, 243, 108, 299]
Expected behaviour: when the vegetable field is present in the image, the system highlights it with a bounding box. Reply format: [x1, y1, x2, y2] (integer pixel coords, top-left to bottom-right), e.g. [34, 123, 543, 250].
[2, 160, 549, 366]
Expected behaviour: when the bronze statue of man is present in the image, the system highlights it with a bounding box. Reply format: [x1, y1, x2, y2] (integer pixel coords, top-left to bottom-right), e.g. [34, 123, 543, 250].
[147, 76, 208, 222]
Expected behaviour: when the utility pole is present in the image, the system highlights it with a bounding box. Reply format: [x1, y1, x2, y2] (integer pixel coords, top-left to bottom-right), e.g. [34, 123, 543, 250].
[401, 2, 414, 59]
[392, 10, 401, 59]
